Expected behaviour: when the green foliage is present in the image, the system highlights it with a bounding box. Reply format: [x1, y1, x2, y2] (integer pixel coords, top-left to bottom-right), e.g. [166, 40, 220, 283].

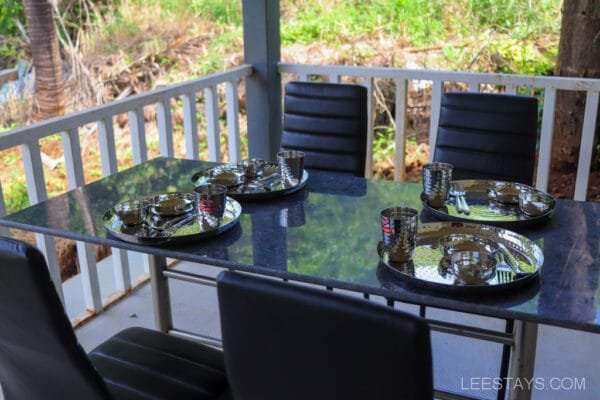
[0, 122, 18, 134]
[5, 179, 28, 213]
[191, 0, 241, 25]
[467, 0, 560, 38]
[0, 0, 24, 36]
[102, 9, 140, 38]
[488, 38, 555, 75]
[2, 151, 28, 213]
[280, 0, 560, 53]
[373, 127, 395, 163]
[281, 0, 446, 47]
[0, 41, 20, 62]
[192, 28, 241, 75]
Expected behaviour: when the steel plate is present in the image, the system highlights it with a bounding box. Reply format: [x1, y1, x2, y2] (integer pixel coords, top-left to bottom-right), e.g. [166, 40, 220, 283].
[103, 197, 242, 245]
[191, 163, 308, 201]
[378, 222, 542, 294]
[421, 180, 556, 228]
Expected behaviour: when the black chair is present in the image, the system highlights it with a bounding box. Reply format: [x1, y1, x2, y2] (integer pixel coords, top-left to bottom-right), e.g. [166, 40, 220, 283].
[433, 92, 538, 185]
[281, 81, 368, 177]
[217, 271, 433, 400]
[0, 237, 230, 400]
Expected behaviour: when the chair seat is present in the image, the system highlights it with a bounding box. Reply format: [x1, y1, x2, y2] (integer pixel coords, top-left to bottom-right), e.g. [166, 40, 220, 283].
[89, 327, 230, 400]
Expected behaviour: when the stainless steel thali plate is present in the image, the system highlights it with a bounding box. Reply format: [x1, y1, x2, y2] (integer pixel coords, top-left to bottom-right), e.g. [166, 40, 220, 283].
[378, 222, 542, 294]
[190, 163, 308, 201]
[421, 180, 556, 228]
[103, 197, 242, 245]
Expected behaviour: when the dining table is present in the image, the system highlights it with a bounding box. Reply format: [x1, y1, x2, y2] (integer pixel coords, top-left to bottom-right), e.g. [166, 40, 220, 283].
[1, 156, 599, 400]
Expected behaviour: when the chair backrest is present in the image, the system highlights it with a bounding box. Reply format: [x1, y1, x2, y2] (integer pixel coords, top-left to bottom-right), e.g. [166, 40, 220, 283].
[0, 238, 111, 400]
[217, 271, 433, 400]
[433, 92, 538, 185]
[281, 81, 368, 177]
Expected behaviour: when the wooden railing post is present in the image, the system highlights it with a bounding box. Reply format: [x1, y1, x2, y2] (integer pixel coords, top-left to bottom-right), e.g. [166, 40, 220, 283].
[157, 98, 174, 157]
[98, 118, 132, 292]
[182, 93, 199, 160]
[204, 85, 221, 162]
[536, 88, 557, 192]
[20, 141, 64, 304]
[62, 128, 103, 313]
[574, 91, 600, 201]
[363, 77, 375, 178]
[394, 79, 408, 182]
[428, 80, 444, 162]
[225, 81, 242, 163]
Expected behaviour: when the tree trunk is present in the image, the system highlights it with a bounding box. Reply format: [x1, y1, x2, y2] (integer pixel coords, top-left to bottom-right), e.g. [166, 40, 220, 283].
[550, 0, 600, 200]
[24, 0, 65, 120]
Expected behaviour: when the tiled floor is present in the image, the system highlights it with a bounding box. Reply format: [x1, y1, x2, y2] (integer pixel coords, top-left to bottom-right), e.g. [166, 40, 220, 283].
[75, 261, 599, 400]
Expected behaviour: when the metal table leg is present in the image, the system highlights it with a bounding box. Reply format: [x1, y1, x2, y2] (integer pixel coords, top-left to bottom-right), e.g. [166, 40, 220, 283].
[497, 319, 514, 400]
[148, 255, 172, 332]
[508, 320, 538, 400]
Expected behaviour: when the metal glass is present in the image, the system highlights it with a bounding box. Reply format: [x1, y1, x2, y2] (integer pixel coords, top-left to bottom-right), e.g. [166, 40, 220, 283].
[277, 150, 305, 187]
[194, 184, 228, 219]
[381, 207, 419, 263]
[422, 180, 557, 228]
[422, 162, 453, 208]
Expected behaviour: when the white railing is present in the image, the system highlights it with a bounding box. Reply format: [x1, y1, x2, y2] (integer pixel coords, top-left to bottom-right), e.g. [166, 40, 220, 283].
[0, 65, 252, 322]
[279, 63, 600, 200]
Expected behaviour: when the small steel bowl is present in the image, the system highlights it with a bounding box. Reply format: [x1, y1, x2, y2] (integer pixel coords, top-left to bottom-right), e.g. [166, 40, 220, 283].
[114, 200, 147, 226]
[207, 168, 243, 187]
[518, 191, 554, 216]
[487, 182, 529, 204]
[451, 250, 497, 285]
[151, 193, 195, 217]
[438, 234, 499, 261]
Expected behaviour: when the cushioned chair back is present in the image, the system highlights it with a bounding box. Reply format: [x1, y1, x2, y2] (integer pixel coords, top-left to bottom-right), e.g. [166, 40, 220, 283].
[217, 271, 433, 400]
[0, 238, 110, 399]
[282, 81, 368, 177]
[433, 92, 538, 185]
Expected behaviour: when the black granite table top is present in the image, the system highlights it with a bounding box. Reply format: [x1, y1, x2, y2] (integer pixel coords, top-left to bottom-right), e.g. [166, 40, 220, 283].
[2, 157, 599, 333]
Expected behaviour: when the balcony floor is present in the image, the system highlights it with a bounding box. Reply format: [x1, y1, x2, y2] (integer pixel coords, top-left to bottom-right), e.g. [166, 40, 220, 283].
[75, 261, 599, 400]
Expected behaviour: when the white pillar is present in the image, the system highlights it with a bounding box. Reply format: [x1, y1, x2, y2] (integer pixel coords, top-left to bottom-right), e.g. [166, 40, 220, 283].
[242, 0, 282, 161]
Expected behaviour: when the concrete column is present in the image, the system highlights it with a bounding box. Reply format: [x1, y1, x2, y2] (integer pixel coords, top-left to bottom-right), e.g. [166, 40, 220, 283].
[242, 0, 282, 161]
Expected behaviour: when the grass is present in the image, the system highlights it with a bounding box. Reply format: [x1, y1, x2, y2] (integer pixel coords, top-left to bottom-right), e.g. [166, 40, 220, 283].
[282, 0, 447, 47]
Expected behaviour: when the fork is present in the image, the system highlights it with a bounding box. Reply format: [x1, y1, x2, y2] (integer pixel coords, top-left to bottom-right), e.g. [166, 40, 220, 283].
[496, 268, 514, 284]
[497, 243, 531, 277]
[496, 251, 516, 284]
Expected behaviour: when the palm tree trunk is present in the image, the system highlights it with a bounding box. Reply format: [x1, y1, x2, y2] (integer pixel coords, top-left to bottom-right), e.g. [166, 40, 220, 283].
[24, 0, 65, 120]
[550, 0, 600, 199]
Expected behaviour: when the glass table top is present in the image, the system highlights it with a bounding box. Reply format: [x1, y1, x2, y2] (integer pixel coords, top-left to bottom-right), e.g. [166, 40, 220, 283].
[2, 157, 599, 333]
